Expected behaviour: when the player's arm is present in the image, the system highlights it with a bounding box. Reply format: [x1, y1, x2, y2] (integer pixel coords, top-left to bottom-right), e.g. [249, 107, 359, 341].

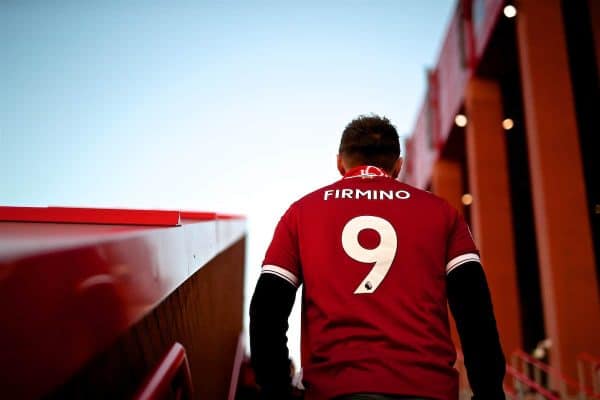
[447, 260, 506, 400]
[444, 203, 505, 400]
[250, 205, 301, 400]
[250, 273, 297, 400]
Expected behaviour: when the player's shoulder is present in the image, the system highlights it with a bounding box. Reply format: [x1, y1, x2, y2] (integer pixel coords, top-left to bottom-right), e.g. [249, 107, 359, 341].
[276, 181, 339, 219]
[397, 181, 444, 201]
[292, 180, 341, 206]
[394, 180, 459, 215]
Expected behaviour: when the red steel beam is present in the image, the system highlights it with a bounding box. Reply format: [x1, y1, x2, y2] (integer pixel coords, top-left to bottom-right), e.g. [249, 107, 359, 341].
[0, 206, 181, 226]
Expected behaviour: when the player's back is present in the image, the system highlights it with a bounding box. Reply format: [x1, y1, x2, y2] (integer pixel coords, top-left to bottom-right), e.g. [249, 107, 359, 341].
[292, 166, 466, 400]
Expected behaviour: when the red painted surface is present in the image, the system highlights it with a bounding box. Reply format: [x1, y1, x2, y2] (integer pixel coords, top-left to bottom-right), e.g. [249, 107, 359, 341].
[0, 207, 245, 399]
[462, 0, 478, 71]
[181, 211, 246, 221]
[403, 0, 503, 188]
[0, 206, 182, 226]
[217, 213, 248, 220]
[181, 211, 218, 220]
[134, 342, 193, 400]
[512, 350, 600, 399]
[227, 333, 246, 400]
[471, 0, 504, 60]
[505, 366, 560, 400]
[436, 8, 469, 143]
[404, 103, 438, 188]
[427, 69, 442, 150]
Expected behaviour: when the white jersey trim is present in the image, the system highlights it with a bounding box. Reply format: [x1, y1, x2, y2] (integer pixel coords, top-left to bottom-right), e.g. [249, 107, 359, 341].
[262, 265, 299, 287]
[446, 253, 481, 275]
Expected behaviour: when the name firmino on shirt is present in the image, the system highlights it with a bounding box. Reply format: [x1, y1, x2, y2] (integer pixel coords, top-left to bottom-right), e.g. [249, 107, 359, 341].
[323, 188, 411, 201]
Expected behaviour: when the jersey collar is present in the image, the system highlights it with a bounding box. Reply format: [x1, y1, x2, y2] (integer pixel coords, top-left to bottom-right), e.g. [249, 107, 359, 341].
[343, 165, 390, 180]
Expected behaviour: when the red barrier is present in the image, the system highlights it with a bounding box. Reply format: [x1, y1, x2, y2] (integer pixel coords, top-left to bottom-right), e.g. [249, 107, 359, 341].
[0, 206, 245, 399]
[513, 349, 600, 399]
[470, 0, 504, 60]
[403, 0, 505, 188]
[134, 342, 193, 400]
[457, 350, 560, 399]
[436, 8, 468, 142]
[405, 102, 438, 188]
[0, 206, 182, 226]
[578, 353, 600, 396]
[506, 365, 560, 400]
[227, 333, 247, 400]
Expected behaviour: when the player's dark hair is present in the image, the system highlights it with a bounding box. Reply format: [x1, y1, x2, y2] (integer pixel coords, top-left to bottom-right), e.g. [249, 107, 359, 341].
[339, 114, 401, 172]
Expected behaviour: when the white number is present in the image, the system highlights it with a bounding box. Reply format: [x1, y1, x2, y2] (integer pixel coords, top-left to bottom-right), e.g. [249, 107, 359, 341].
[341, 216, 397, 294]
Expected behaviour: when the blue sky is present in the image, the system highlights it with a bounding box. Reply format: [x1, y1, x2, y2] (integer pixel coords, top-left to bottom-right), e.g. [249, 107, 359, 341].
[1, 0, 455, 365]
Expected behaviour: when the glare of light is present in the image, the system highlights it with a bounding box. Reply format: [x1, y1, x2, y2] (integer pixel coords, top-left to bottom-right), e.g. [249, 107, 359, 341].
[504, 5, 517, 18]
[454, 114, 468, 128]
[502, 118, 514, 130]
[461, 193, 473, 206]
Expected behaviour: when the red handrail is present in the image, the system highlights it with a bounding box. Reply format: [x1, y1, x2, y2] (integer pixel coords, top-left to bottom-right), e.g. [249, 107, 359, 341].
[578, 352, 600, 395]
[134, 342, 193, 400]
[513, 349, 600, 399]
[503, 384, 517, 400]
[456, 350, 552, 399]
[513, 349, 580, 386]
[228, 333, 246, 400]
[506, 365, 560, 400]
[580, 353, 600, 364]
[0, 206, 182, 226]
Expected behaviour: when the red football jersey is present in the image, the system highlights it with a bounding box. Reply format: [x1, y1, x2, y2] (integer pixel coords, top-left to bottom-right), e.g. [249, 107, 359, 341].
[262, 165, 480, 400]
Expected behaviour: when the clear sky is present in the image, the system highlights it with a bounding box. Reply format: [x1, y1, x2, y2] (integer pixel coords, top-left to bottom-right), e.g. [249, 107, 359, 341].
[1, 0, 455, 366]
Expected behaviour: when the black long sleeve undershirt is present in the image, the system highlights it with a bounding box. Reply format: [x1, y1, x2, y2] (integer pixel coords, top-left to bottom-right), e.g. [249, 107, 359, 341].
[250, 261, 506, 400]
[250, 273, 297, 400]
[447, 261, 506, 400]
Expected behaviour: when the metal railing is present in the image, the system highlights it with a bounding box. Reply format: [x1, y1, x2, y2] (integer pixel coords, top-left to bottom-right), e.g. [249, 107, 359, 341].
[507, 364, 560, 400]
[578, 353, 600, 397]
[512, 350, 600, 400]
[228, 333, 247, 400]
[134, 342, 193, 400]
[456, 349, 600, 400]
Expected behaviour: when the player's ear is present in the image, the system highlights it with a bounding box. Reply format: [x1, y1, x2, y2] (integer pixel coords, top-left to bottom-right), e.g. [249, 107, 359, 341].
[337, 154, 346, 176]
[391, 157, 402, 179]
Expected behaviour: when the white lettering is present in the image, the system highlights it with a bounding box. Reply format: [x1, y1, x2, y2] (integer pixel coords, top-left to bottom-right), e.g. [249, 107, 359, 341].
[395, 190, 411, 199]
[379, 190, 394, 200]
[322, 188, 411, 201]
[356, 189, 371, 199]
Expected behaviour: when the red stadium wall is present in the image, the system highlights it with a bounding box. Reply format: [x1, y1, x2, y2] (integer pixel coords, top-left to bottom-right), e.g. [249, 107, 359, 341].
[0, 207, 246, 399]
[403, 0, 600, 388]
[49, 237, 245, 400]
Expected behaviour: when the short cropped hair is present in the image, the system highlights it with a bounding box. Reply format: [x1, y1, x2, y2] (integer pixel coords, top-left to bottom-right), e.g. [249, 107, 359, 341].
[339, 115, 401, 172]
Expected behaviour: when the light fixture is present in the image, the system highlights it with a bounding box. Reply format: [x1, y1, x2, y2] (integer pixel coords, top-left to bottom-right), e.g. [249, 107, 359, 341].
[502, 118, 514, 130]
[454, 114, 468, 128]
[461, 193, 473, 206]
[504, 5, 517, 18]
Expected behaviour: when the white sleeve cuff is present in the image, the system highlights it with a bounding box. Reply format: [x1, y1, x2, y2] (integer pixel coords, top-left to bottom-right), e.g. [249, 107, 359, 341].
[446, 253, 480, 275]
[262, 264, 300, 287]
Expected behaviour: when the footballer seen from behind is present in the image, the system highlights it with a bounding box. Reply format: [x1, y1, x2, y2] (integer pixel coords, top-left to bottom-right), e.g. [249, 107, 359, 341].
[250, 115, 506, 400]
